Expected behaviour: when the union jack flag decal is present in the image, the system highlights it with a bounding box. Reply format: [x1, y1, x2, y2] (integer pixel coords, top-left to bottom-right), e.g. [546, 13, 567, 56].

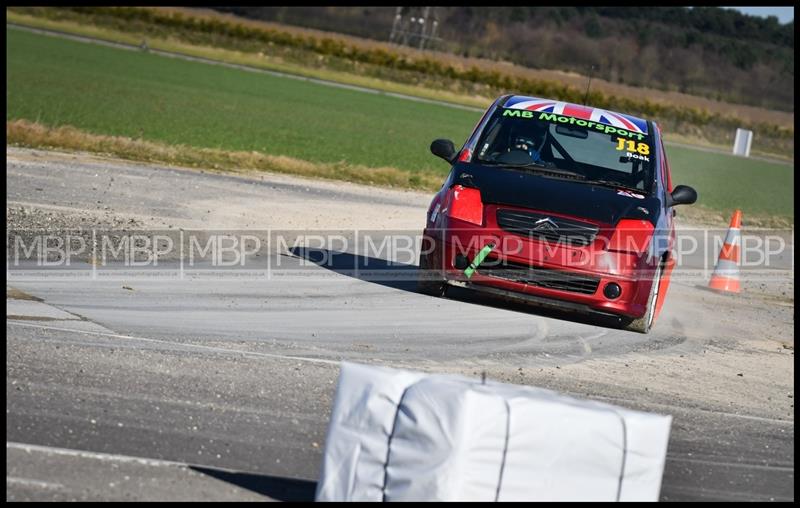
[504, 96, 649, 134]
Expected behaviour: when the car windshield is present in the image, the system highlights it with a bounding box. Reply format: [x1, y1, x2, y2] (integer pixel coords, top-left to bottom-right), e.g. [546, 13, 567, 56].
[473, 107, 656, 193]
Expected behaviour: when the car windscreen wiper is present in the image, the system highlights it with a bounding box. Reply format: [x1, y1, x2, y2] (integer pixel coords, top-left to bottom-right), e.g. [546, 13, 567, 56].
[478, 161, 586, 180]
[582, 179, 649, 195]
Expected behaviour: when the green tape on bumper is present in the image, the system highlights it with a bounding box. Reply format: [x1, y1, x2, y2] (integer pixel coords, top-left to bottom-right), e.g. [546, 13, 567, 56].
[464, 243, 495, 279]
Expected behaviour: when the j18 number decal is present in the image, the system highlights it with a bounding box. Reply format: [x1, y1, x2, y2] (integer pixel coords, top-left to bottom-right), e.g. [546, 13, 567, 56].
[615, 138, 650, 155]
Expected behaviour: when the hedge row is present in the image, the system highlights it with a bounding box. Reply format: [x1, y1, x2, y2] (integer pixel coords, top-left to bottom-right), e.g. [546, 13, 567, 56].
[15, 6, 794, 143]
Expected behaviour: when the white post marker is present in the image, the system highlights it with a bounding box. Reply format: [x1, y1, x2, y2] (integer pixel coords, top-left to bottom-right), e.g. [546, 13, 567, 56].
[316, 362, 672, 502]
[732, 128, 753, 157]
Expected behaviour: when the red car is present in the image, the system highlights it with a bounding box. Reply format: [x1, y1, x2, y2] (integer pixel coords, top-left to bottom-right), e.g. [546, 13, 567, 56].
[418, 95, 697, 333]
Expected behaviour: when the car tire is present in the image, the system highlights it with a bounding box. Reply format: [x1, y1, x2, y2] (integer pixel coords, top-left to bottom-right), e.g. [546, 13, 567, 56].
[417, 250, 447, 297]
[622, 261, 663, 334]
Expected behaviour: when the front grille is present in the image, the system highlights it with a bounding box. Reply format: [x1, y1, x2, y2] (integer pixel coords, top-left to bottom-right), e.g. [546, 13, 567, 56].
[478, 258, 600, 295]
[496, 209, 599, 247]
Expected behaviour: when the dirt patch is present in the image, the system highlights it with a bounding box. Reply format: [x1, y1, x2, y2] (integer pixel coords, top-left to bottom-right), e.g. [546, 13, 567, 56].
[7, 287, 43, 302]
[6, 315, 68, 322]
[6, 145, 432, 229]
[7, 203, 146, 232]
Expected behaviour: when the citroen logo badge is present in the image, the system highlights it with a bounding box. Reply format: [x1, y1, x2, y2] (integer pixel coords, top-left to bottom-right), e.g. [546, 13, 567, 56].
[533, 217, 558, 232]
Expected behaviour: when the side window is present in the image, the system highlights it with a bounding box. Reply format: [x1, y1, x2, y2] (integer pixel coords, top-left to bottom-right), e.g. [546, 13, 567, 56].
[478, 119, 503, 158]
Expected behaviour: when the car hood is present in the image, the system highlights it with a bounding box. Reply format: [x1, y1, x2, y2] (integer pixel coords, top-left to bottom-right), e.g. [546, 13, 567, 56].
[452, 162, 660, 226]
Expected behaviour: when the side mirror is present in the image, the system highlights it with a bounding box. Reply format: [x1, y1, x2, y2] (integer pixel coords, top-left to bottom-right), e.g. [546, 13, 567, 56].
[430, 139, 457, 163]
[667, 185, 697, 206]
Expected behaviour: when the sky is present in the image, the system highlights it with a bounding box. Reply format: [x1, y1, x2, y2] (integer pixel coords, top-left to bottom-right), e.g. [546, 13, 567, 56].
[723, 6, 794, 24]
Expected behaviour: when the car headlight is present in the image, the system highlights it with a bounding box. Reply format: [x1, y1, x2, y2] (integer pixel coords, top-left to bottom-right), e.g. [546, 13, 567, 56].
[444, 185, 484, 226]
[608, 219, 653, 254]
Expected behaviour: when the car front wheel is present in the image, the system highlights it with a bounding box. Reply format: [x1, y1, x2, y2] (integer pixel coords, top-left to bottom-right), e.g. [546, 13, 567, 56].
[622, 262, 663, 334]
[416, 250, 446, 297]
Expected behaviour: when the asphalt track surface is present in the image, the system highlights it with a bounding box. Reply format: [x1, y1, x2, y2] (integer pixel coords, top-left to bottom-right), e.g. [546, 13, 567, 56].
[6, 150, 794, 501]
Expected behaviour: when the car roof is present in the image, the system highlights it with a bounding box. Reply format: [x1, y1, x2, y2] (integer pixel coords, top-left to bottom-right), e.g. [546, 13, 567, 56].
[503, 95, 650, 135]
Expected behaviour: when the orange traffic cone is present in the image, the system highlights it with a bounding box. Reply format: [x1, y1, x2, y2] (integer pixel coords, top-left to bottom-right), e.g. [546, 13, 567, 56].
[708, 210, 742, 293]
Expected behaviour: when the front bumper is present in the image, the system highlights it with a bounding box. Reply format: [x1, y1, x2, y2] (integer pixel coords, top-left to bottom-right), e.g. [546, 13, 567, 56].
[425, 233, 654, 319]
[445, 279, 622, 318]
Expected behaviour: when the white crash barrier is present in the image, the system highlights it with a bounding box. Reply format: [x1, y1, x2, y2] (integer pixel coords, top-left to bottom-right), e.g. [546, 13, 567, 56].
[316, 362, 672, 502]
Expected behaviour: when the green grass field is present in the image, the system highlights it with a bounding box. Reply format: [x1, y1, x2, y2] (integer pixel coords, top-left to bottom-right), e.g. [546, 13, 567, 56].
[665, 147, 793, 223]
[6, 28, 479, 173]
[6, 27, 794, 223]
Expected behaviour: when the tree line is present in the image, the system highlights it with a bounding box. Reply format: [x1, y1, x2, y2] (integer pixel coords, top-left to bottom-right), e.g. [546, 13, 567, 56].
[216, 6, 793, 113]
